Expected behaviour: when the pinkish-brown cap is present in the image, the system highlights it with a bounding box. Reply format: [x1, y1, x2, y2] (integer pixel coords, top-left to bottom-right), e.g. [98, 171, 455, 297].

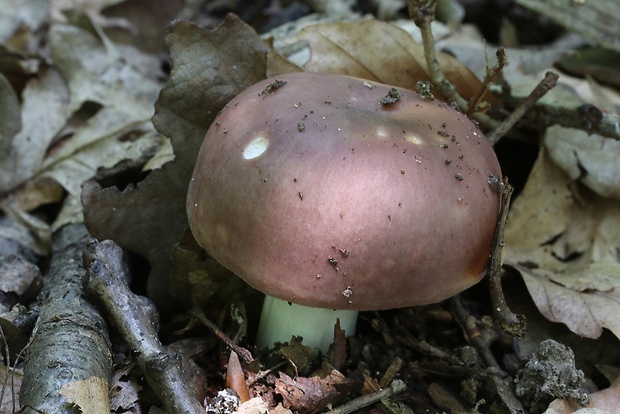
[187, 72, 501, 311]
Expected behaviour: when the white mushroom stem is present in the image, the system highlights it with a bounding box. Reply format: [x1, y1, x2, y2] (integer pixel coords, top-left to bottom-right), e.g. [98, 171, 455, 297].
[256, 295, 359, 354]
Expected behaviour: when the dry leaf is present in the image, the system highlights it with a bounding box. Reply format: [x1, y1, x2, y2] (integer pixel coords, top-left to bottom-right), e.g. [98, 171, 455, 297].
[585, 374, 620, 413]
[0, 73, 21, 155]
[100, 0, 184, 54]
[0, 253, 40, 297]
[237, 397, 295, 414]
[1, 10, 163, 228]
[0, 0, 48, 49]
[83, 15, 269, 308]
[330, 319, 347, 370]
[516, 0, 620, 53]
[504, 148, 620, 340]
[49, 0, 125, 24]
[275, 370, 353, 414]
[226, 351, 250, 403]
[545, 125, 620, 201]
[0, 68, 70, 194]
[237, 397, 269, 414]
[109, 362, 140, 413]
[169, 231, 251, 312]
[0, 364, 22, 414]
[280, 19, 481, 99]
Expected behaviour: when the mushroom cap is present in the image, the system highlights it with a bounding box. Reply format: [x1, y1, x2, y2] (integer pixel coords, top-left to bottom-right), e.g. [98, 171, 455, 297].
[187, 72, 501, 311]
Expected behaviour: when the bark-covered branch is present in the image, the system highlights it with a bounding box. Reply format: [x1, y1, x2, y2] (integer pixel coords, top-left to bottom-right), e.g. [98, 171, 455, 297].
[82, 238, 206, 414]
[19, 223, 112, 413]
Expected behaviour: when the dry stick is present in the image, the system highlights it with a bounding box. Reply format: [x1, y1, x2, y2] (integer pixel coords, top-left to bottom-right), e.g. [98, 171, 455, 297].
[408, 0, 563, 146]
[466, 48, 508, 118]
[407, 0, 501, 131]
[408, 0, 459, 103]
[451, 296, 526, 414]
[487, 178, 526, 338]
[409, 0, 525, 337]
[190, 307, 254, 364]
[83, 238, 206, 414]
[488, 71, 559, 145]
[379, 356, 404, 389]
[328, 380, 407, 414]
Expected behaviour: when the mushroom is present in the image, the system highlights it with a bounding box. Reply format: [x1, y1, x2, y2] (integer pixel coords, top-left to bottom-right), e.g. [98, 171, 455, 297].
[187, 72, 502, 352]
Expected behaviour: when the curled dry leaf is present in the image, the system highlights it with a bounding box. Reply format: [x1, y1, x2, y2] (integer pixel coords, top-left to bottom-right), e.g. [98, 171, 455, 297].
[275, 370, 356, 414]
[226, 351, 250, 403]
[275, 19, 482, 99]
[504, 149, 620, 340]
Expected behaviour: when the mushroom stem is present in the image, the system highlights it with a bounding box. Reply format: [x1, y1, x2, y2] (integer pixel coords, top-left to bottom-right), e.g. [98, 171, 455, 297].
[256, 295, 358, 353]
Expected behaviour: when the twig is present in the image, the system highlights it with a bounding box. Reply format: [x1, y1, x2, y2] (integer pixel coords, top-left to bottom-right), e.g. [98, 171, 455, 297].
[190, 307, 254, 364]
[451, 297, 501, 372]
[328, 380, 407, 414]
[407, 0, 501, 131]
[246, 362, 287, 387]
[488, 71, 559, 145]
[83, 238, 206, 414]
[408, 1, 564, 145]
[486, 177, 526, 338]
[408, 0, 460, 104]
[500, 100, 620, 141]
[379, 356, 404, 388]
[451, 296, 526, 414]
[466, 48, 508, 118]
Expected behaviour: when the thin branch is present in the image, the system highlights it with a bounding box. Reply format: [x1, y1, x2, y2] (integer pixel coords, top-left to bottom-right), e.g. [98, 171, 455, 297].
[190, 307, 254, 364]
[486, 177, 526, 338]
[488, 71, 559, 145]
[408, 0, 458, 103]
[466, 48, 508, 117]
[328, 380, 407, 414]
[407, 0, 501, 131]
[451, 296, 526, 414]
[83, 238, 206, 414]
